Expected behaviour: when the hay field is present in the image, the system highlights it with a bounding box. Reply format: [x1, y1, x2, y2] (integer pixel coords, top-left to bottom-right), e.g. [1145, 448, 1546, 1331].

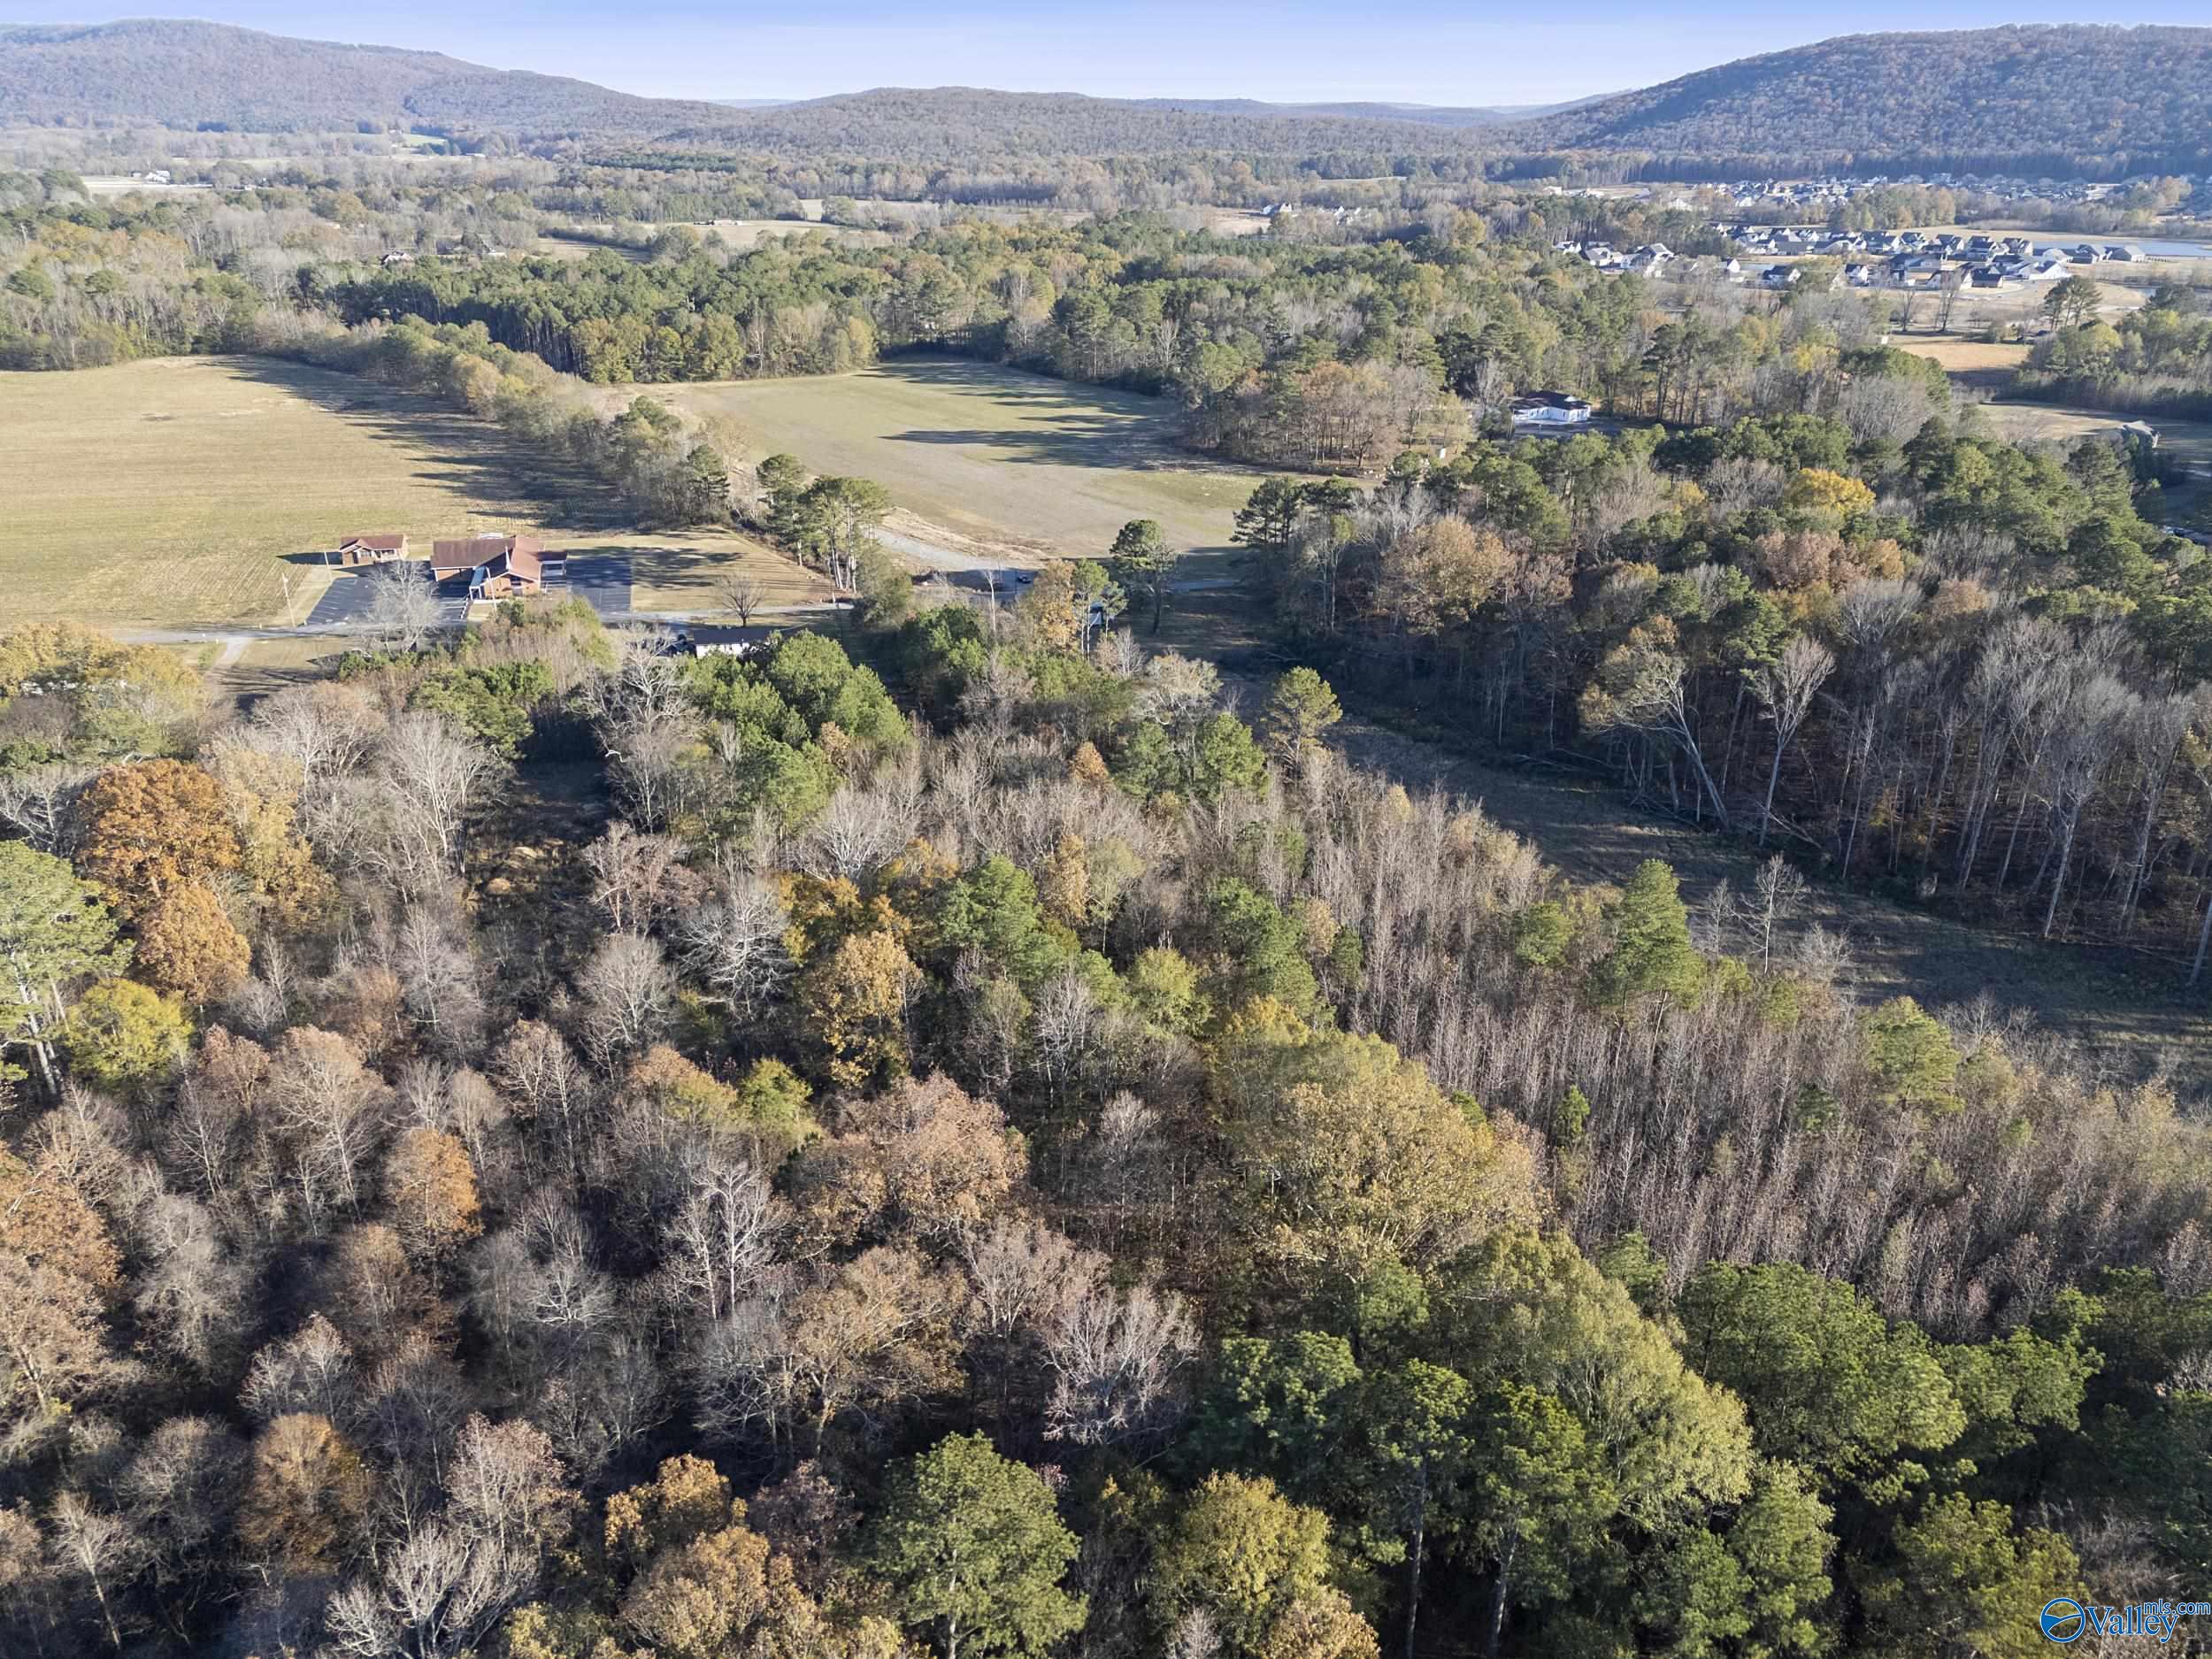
[1893, 337, 2032, 378]
[0, 357, 569, 626]
[0, 355, 827, 627]
[649, 360, 1262, 562]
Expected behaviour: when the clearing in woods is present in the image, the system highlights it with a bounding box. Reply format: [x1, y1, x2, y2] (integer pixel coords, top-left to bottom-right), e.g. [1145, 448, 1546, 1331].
[0, 356, 826, 627]
[641, 359, 1263, 565]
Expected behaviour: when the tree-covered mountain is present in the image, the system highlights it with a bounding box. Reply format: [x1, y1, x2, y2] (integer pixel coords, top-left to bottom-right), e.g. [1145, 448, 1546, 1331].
[1504, 24, 2212, 175]
[0, 18, 732, 134]
[5, 19, 2210, 177]
[670, 86, 1499, 159]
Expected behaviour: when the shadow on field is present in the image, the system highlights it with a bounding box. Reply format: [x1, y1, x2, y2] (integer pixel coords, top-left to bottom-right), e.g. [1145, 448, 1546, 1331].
[873, 357, 1224, 475]
[226, 357, 626, 534]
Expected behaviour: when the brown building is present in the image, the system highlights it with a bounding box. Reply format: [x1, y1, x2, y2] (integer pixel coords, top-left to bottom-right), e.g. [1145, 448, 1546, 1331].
[333, 534, 409, 566]
[430, 534, 546, 599]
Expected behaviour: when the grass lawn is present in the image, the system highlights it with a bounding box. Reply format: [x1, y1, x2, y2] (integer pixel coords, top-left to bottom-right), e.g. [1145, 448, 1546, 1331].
[644, 359, 1269, 564]
[0, 356, 829, 628]
[1892, 335, 2032, 385]
[592, 534, 832, 613]
[0, 356, 572, 627]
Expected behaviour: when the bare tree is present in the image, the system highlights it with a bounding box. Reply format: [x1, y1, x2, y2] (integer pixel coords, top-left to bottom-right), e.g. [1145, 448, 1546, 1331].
[679, 874, 791, 1017]
[1751, 635, 1837, 849]
[718, 573, 765, 626]
[326, 713, 505, 895]
[801, 787, 915, 882]
[365, 565, 446, 652]
[2039, 671, 2136, 939]
[0, 763, 96, 856]
[1934, 266, 1967, 334]
[661, 1153, 783, 1325]
[1041, 1276, 1196, 1447]
[241, 1314, 358, 1423]
[574, 933, 676, 1066]
[1744, 855, 1809, 971]
[239, 682, 386, 788]
[48, 1492, 134, 1652]
[2117, 691, 2196, 933]
[580, 824, 686, 932]
[326, 1521, 524, 1659]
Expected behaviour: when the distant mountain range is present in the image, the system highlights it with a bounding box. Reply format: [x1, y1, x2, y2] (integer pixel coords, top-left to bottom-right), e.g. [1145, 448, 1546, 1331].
[1119, 95, 1609, 127]
[0, 18, 732, 134]
[4, 19, 2208, 173]
[1509, 24, 2212, 173]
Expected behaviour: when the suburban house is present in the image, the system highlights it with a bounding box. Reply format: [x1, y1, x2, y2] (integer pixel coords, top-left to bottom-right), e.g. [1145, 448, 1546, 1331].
[669, 624, 774, 658]
[1760, 265, 1799, 288]
[333, 534, 409, 566]
[430, 534, 548, 599]
[1511, 391, 1594, 427]
[380, 250, 416, 266]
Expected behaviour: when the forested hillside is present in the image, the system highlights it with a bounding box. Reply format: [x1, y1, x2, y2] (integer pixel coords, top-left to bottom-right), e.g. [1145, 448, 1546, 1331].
[10, 20, 2209, 179]
[0, 19, 732, 135]
[1509, 24, 2212, 176]
[664, 87, 1493, 164]
[3, 583, 2210, 1658]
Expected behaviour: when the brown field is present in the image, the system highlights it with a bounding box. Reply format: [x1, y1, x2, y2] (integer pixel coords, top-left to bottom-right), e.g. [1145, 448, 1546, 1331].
[0, 355, 828, 629]
[0, 356, 575, 626]
[1892, 336, 2032, 378]
[701, 219, 894, 250]
[639, 359, 1265, 565]
[620, 535, 833, 612]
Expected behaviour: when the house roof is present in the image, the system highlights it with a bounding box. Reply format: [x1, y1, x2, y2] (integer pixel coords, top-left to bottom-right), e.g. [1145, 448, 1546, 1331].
[432, 534, 542, 566]
[480, 544, 542, 585]
[340, 534, 407, 551]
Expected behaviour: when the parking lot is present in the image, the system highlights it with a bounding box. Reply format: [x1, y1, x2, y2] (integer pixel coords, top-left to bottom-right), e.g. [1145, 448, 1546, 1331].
[300, 554, 635, 629]
[302, 565, 468, 629]
[552, 553, 633, 618]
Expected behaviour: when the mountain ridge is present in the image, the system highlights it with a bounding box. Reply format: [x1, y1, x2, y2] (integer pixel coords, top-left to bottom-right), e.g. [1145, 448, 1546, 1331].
[4, 19, 2208, 174]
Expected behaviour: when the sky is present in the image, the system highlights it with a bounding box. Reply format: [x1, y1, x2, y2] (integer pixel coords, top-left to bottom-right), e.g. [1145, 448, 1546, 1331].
[61, 4, 2212, 104]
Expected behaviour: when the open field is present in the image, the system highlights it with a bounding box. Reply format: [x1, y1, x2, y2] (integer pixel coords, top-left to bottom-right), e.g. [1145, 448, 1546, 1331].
[641, 359, 1266, 564]
[616, 535, 831, 612]
[534, 219, 893, 259]
[1892, 335, 2032, 384]
[0, 356, 828, 628]
[0, 356, 575, 626]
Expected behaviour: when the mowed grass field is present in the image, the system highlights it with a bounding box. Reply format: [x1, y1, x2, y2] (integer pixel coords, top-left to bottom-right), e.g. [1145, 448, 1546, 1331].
[645, 360, 1263, 562]
[0, 356, 829, 628]
[0, 357, 562, 626]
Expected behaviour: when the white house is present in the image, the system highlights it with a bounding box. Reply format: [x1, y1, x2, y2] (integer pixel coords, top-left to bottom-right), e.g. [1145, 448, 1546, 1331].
[1511, 391, 1594, 426]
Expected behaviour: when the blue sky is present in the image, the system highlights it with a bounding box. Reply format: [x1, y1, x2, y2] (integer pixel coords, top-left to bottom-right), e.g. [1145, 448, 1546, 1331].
[87, 5, 2212, 104]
